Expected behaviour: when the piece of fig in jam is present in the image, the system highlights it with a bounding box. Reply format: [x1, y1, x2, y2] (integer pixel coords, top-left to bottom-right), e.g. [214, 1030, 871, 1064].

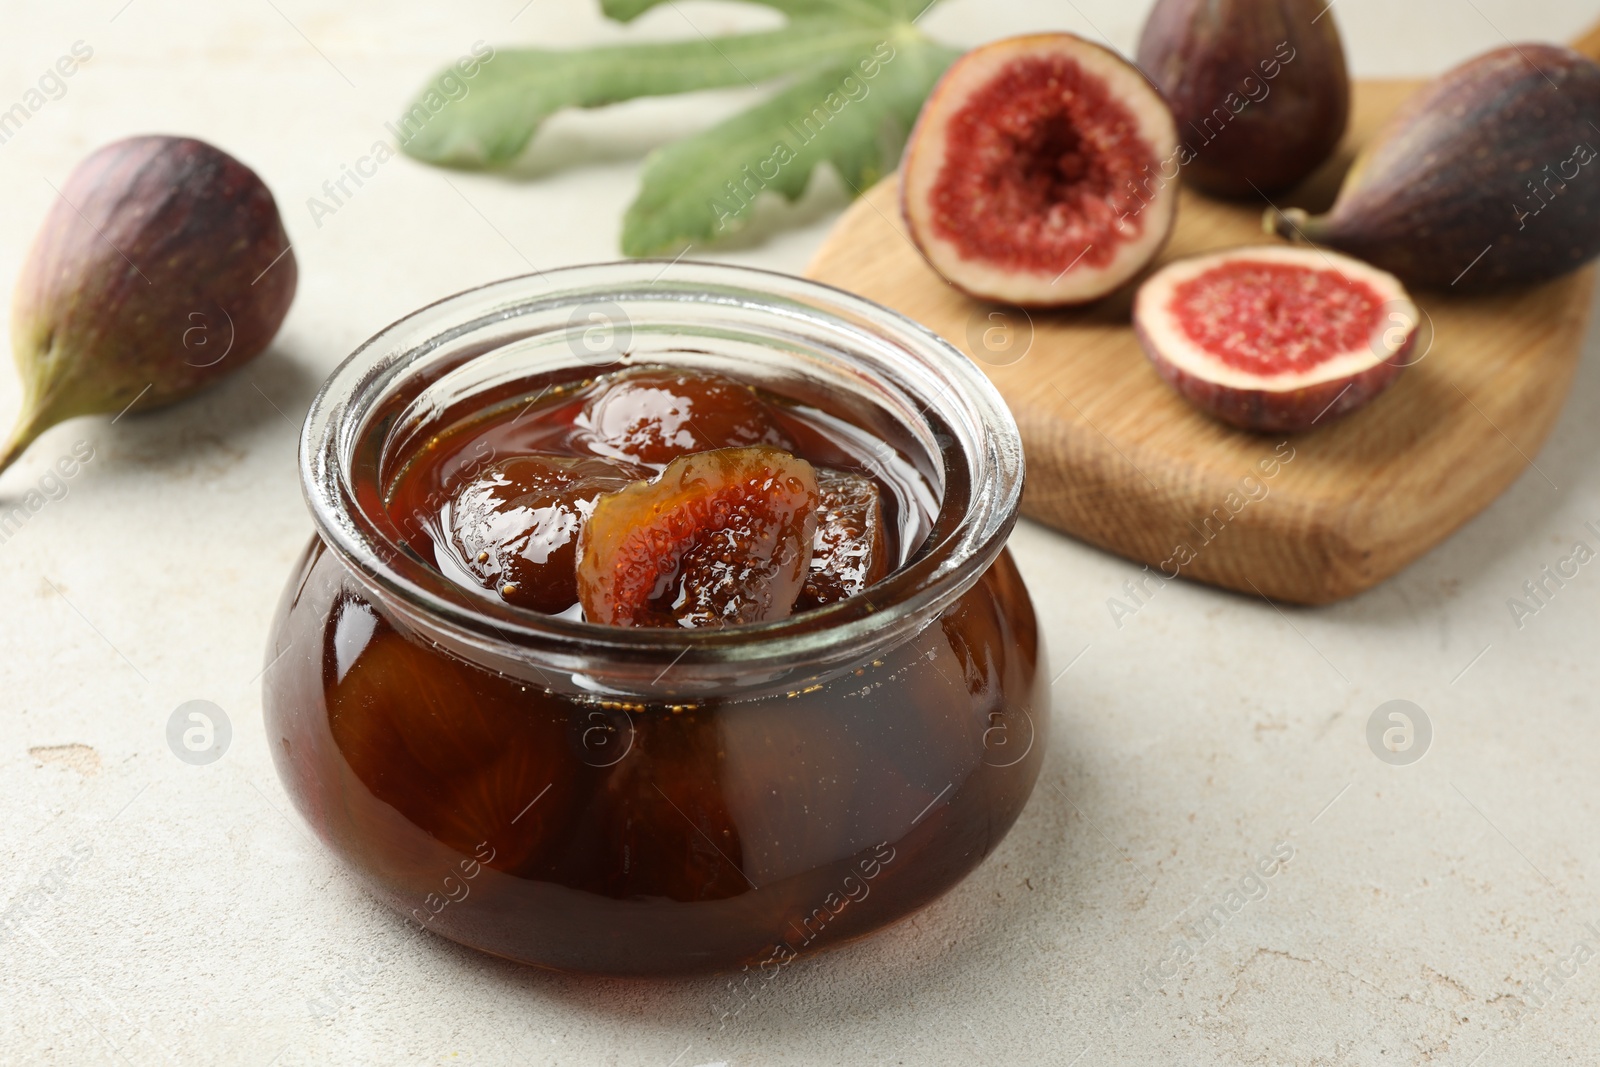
[576, 366, 793, 467]
[445, 453, 646, 613]
[797, 468, 888, 610]
[576, 445, 821, 628]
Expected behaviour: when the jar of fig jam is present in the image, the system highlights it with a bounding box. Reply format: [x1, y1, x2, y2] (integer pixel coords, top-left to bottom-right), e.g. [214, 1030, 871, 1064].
[264, 262, 1046, 977]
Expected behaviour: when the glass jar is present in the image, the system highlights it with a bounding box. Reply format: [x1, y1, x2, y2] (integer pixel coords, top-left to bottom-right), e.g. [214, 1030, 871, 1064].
[264, 262, 1047, 977]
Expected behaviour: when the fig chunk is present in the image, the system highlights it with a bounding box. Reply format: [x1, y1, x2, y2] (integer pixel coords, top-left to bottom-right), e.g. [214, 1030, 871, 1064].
[797, 469, 888, 610]
[576, 446, 820, 629]
[576, 366, 792, 467]
[444, 454, 647, 614]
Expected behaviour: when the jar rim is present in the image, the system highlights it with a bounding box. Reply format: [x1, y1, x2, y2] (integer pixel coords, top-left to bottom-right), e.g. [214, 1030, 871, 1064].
[300, 261, 1024, 693]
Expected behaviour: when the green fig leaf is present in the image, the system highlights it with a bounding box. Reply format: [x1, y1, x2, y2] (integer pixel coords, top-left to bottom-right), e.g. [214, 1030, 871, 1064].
[397, 0, 955, 253]
[621, 35, 957, 255]
[400, 22, 897, 169]
[601, 0, 936, 24]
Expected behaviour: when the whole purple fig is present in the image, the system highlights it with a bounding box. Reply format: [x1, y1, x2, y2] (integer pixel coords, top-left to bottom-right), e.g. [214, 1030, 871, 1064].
[2, 135, 296, 474]
[1137, 0, 1350, 197]
[1268, 44, 1600, 291]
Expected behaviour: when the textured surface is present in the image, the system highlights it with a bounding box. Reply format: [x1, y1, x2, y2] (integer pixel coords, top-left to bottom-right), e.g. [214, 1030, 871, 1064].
[3, 1, 1600, 1065]
[809, 79, 1594, 604]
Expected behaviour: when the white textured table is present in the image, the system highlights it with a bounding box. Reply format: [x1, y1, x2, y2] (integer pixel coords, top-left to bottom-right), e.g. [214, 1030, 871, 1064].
[3, 2, 1598, 1064]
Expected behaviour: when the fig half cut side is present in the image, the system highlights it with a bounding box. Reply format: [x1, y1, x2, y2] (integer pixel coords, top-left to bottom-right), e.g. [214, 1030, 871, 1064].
[901, 33, 1180, 307]
[1134, 246, 1418, 433]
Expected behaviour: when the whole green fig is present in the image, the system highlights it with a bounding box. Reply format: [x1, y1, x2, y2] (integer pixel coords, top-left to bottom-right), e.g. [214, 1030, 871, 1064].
[2, 135, 297, 474]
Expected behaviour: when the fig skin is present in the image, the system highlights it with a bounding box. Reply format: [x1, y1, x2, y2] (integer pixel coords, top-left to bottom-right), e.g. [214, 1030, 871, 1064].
[1137, 322, 1410, 433]
[1268, 44, 1600, 291]
[3, 135, 297, 473]
[1137, 0, 1349, 198]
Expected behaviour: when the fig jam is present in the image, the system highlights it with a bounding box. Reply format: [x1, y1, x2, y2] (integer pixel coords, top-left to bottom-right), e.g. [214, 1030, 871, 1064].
[265, 265, 1044, 978]
[383, 367, 924, 624]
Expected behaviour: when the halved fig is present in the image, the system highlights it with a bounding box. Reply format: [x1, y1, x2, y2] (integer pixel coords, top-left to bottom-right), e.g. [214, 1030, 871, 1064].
[796, 468, 888, 611]
[444, 453, 648, 614]
[900, 33, 1179, 306]
[1133, 246, 1418, 432]
[576, 446, 820, 628]
[576, 366, 793, 468]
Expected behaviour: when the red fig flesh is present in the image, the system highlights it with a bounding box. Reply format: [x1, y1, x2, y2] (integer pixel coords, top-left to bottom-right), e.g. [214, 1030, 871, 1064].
[1137, 0, 1349, 198]
[1134, 246, 1417, 432]
[576, 446, 820, 629]
[1268, 44, 1600, 290]
[4, 136, 296, 474]
[900, 34, 1179, 306]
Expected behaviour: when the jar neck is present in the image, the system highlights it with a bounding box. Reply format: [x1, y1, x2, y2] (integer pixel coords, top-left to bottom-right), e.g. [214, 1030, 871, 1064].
[301, 262, 1024, 699]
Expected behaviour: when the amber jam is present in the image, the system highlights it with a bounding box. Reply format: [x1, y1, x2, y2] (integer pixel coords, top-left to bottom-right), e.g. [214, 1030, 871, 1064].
[385, 366, 932, 627]
[265, 264, 1046, 977]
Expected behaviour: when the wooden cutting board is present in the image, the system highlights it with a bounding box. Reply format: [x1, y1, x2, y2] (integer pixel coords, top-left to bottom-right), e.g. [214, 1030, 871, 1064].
[806, 51, 1599, 604]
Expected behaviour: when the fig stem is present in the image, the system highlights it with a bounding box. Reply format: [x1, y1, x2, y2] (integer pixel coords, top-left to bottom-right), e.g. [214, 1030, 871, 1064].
[1265, 206, 1316, 243]
[0, 407, 51, 479]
